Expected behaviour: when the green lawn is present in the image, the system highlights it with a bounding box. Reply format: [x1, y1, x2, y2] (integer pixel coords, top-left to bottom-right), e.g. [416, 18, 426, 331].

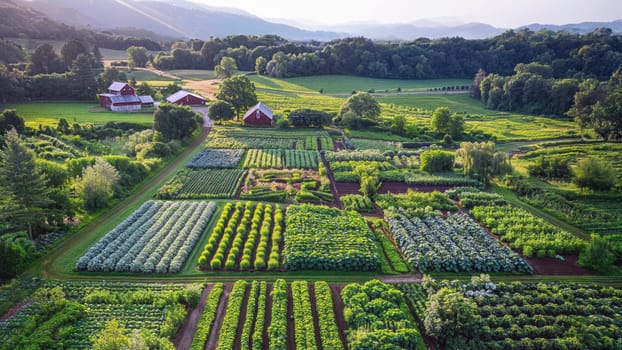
[257, 90, 344, 114]
[7, 102, 155, 127]
[166, 69, 218, 80]
[249, 75, 470, 94]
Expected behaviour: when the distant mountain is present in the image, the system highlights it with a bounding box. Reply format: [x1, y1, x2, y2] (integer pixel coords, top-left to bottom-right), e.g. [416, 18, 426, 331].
[0, 0, 86, 39]
[328, 22, 506, 40]
[520, 20, 622, 34]
[18, 0, 345, 41]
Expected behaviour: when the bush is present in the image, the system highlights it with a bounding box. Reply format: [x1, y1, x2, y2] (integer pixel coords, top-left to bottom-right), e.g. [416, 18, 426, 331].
[573, 157, 616, 191]
[420, 150, 454, 173]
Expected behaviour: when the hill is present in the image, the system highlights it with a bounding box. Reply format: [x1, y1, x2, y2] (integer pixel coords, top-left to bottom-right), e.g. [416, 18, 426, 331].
[0, 0, 87, 39]
[18, 0, 344, 41]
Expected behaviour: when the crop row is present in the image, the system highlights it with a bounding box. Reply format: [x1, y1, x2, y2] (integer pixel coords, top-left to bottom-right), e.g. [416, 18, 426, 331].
[268, 279, 288, 350]
[243, 149, 320, 169]
[284, 205, 380, 271]
[76, 201, 217, 273]
[189, 283, 224, 350]
[292, 281, 318, 349]
[198, 202, 283, 271]
[314, 281, 344, 350]
[207, 135, 328, 150]
[471, 204, 586, 256]
[187, 148, 244, 168]
[216, 280, 247, 350]
[370, 222, 411, 273]
[177, 169, 245, 198]
[341, 194, 375, 213]
[386, 210, 533, 273]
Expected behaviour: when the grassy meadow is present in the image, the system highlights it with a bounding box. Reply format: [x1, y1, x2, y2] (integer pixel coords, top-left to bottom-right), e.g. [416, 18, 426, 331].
[249, 74, 471, 94]
[7, 102, 155, 127]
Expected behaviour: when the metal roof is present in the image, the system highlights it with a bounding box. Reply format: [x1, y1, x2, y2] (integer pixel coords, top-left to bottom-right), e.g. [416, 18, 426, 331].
[166, 90, 206, 103]
[109, 95, 141, 104]
[243, 102, 273, 120]
[138, 95, 154, 104]
[108, 81, 130, 92]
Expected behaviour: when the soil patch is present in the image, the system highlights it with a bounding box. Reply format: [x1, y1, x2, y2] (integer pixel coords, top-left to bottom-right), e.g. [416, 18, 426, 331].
[335, 182, 361, 196]
[334, 140, 346, 151]
[378, 182, 453, 194]
[286, 284, 296, 350]
[0, 300, 32, 321]
[307, 284, 324, 350]
[329, 284, 348, 349]
[320, 152, 342, 209]
[526, 255, 591, 275]
[379, 273, 423, 284]
[174, 284, 212, 350]
[262, 284, 273, 350]
[204, 283, 232, 350]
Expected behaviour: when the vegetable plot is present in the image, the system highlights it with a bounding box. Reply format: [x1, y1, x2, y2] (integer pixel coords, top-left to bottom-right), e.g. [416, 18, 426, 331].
[157, 169, 246, 199]
[342, 280, 425, 350]
[198, 202, 284, 271]
[386, 210, 533, 273]
[76, 201, 217, 273]
[243, 149, 320, 169]
[284, 205, 380, 271]
[187, 149, 244, 168]
[189, 283, 224, 350]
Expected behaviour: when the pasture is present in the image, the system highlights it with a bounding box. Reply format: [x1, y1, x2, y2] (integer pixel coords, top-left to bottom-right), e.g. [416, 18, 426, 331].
[166, 69, 218, 80]
[249, 74, 471, 94]
[6, 102, 155, 127]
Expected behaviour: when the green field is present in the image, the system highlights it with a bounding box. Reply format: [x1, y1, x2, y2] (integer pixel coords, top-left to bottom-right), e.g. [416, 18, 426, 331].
[378, 93, 495, 115]
[167, 70, 218, 80]
[249, 75, 471, 94]
[7, 102, 155, 127]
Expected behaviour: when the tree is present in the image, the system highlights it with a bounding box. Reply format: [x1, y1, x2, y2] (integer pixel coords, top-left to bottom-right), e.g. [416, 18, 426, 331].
[578, 234, 616, 271]
[92, 320, 130, 350]
[69, 54, 97, 99]
[431, 106, 451, 134]
[153, 103, 200, 140]
[216, 76, 258, 120]
[288, 109, 332, 128]
[0, 239, 27, 279]
[420, 150, 454, 173]
[208, 100, 235, 124]
[27, 43, 64, 75]
[98, 67, 121, 89]
[354, 163, 380, 198]
[390, 115, 406, 136]
[339, 92, 381, 122]
[0, 109, 25, 134]
[448, 114, 465, 139]
[0, 129, 51, 239]
[573, 157, 615, 191]
[455, 141, 512, 184]
[569, 67, 622, 140]
[60, 39, 89, 68]
[215, 56, 238, 78]
[471, 68, 486, 98]
[74, 157, 120, 211]
[424, 287, 479, 349]
[135, 82, 155, 97]
[126, 46, 149, 68]
[255, 56, 267, 75]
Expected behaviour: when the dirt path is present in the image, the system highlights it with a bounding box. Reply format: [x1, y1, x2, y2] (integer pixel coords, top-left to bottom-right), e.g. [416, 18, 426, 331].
[330, 284, 348, 350]
[379, 273, 423, 284]
[307, 283, 324, 350]
[233, 284, 251, 350]
[262, 284, 273, 350]
[174, 284, 212, 350]
[35, 128, 210, 280]
[205, 283, 231, 350]
[286, 284, 296, 350]
[320, 152, 342, 209]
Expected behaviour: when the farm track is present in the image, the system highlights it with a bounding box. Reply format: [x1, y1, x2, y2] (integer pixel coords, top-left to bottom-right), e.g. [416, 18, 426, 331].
[286, 285, 296, 350]
[175, 284, 212, 350]
[205, 283, 231, 350]
[262, 284, 273, 350]
[320, 152, 342, 209]
[232, 284, 251, 350]
[329, 284, 348, 350]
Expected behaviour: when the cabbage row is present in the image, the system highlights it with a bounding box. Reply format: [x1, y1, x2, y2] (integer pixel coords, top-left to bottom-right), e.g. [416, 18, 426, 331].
[186, 148, 244, 168]
[386, 211, 533, 273]
[76, 201, 216, 273]
[284, 205, 380, 271]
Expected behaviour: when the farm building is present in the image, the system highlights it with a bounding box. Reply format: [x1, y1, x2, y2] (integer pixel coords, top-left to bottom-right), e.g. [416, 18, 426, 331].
[98, 82, 153, 112]
[243, 102, 273, 126]
[166, 90, 207, 106]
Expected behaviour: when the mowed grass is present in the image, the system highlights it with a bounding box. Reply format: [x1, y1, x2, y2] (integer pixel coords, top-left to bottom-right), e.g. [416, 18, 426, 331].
[7, 102, 155, 127]
[378, 93, 493, 115]
[166, 70, 218, 80]
[256, 90, 344, 114]
[249, 75, 471, 94]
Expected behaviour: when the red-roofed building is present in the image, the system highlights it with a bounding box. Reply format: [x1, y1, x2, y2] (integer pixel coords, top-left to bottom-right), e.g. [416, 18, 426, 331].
[98, 82, 152, 112]
[243, 102, 273, 126]
[166, 90, 207, 106]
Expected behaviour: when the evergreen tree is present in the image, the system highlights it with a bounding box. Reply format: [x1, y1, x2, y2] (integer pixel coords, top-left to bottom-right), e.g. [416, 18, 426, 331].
[0, 129, 51, 239]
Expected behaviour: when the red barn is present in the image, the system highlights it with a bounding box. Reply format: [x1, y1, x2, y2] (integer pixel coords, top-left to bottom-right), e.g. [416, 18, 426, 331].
[166, 90, 207, 106]
[98, 81, 153, 112]
[107, 82, 135, 96]
[243, 102, 273, 126]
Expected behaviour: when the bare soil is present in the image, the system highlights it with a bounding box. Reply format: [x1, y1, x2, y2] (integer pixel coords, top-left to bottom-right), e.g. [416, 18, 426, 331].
[307, 284, 324, 350]
[334, 182, 361, 196]
[233, 284, 251, 350]
[334, 140, 346, 151]
[204, 283, 232, 350]
[526, 255, 591, 275]
[320, 152, 342, 209]
[262, 284, 273, 350]
[174, 284, 212, 350]
[329, 284, 348, 349]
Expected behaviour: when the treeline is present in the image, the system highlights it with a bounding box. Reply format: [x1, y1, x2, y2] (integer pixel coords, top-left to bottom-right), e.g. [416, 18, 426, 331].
[152, 29, 622, 80]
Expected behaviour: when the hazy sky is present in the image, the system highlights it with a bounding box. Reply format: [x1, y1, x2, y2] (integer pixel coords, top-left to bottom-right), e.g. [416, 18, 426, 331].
[190, 0, 620, 28]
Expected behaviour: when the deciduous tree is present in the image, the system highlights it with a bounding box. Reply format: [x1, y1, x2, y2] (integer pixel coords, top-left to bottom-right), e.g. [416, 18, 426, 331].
[424, 287, 479, 349]
[573, 157, 615, 191]
[74, 157, 120, 211]
[216, 76, 257, 120]
[456, 141, 511, 184]
[215, 56, 238, 78]
[339, 92, 381, 122]
[208, 100, 235, 124]
[431, 106, 451, 134]
[153, 103, 200, 140]
[126, 46, 149, 68]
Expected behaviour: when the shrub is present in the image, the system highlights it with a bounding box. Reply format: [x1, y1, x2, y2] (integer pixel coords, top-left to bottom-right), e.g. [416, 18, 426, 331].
[420, 150, 454, 173]
[573, 157, 616, 191]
